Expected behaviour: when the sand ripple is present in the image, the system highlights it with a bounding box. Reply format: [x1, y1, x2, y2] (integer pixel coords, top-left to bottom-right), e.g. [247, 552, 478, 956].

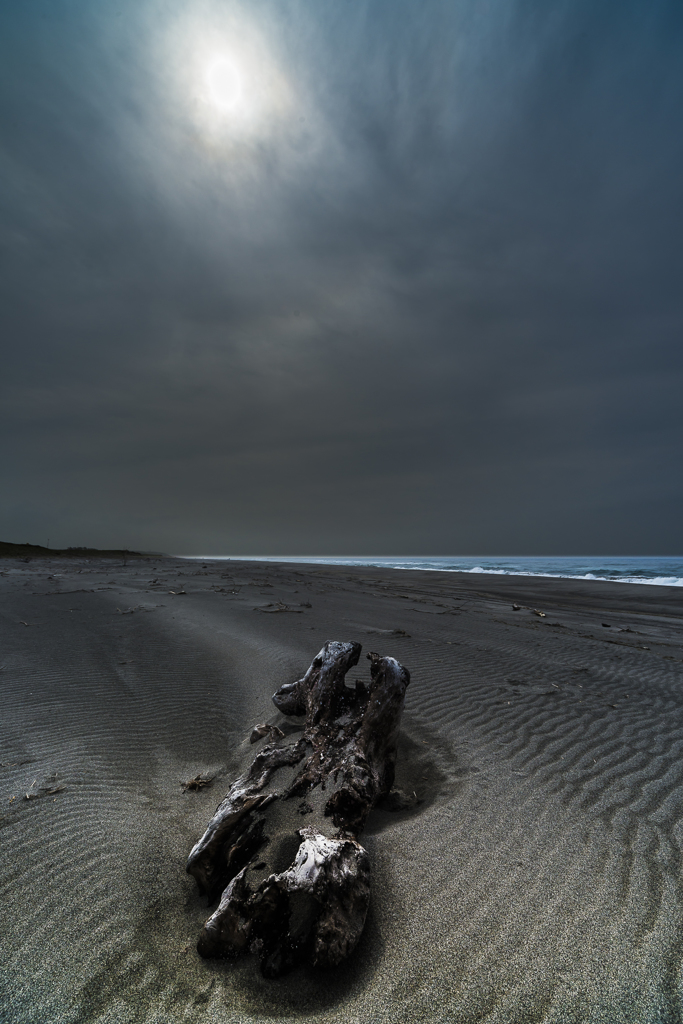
[2, 560, 683, 1021]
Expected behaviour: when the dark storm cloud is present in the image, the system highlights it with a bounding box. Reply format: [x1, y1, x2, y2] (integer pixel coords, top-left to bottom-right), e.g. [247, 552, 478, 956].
[1, 0, 682, 553]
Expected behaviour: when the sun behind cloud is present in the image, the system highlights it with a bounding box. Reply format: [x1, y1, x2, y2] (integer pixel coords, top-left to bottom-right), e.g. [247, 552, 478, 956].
[204, 56, 243, 113]
[158, 5, 296, 144]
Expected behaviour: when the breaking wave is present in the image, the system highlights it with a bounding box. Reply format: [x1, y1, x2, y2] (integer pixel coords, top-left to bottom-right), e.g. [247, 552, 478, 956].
[184, 555, 683, 587]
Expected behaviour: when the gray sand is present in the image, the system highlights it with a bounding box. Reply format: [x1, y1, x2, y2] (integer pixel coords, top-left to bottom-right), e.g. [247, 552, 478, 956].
[1, 557, 683, 1023]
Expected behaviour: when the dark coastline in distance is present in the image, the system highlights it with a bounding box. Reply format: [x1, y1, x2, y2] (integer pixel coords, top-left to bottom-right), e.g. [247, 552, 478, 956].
[0, 540, 151, 558]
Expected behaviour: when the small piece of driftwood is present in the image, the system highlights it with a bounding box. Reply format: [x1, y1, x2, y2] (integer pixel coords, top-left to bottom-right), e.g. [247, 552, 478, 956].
[186, 640, 410, 976]
[181, 774, 214, 792]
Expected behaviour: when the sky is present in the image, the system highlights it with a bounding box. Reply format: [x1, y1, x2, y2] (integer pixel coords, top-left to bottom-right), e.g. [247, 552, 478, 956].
[1, 0, 682, 555]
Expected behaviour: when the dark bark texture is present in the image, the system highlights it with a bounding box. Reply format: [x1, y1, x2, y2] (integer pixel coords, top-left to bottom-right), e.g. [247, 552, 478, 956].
[186, 640, 410, 976]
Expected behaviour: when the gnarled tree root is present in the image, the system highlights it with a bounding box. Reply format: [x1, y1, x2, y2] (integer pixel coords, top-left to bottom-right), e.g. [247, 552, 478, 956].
[187, 640, 410, 976]
[197, 827, 371, 977]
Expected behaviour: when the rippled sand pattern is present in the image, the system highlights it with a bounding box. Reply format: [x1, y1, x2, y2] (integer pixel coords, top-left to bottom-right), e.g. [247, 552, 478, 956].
[1, 558, 683, 1022]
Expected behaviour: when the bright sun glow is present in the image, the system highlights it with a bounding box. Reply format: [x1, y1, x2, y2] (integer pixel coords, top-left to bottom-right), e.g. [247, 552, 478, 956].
[205, 57, 243, 112]
[160, 9, 297, 147]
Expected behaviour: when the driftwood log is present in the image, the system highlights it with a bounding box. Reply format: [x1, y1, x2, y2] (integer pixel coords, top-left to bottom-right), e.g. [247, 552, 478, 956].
[186, 640, 410, 977]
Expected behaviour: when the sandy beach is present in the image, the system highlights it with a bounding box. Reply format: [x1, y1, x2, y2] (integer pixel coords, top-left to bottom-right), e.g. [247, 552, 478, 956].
[1, 556, 683, 1023]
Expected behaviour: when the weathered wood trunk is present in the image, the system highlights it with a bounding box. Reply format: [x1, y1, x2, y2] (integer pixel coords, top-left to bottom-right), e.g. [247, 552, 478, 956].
[186, 640, 410, 976]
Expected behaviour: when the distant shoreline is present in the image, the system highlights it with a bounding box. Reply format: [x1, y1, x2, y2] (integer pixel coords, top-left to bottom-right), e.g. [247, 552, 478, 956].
[5, 545, 682, 586]
[178, 553, 683, 588]
[0, 540, 154, 559]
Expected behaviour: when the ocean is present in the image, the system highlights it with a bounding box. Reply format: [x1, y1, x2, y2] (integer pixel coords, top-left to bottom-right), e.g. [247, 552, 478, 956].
[187, 555, 683, 587]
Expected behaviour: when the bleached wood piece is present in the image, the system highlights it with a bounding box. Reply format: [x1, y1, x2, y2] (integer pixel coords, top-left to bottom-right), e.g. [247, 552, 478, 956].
[187, 640, 410, 975]
[197, 827, 371, 977]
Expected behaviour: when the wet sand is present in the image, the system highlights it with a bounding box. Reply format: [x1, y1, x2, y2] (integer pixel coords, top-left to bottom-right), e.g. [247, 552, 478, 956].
[1, 556, 683, 1023]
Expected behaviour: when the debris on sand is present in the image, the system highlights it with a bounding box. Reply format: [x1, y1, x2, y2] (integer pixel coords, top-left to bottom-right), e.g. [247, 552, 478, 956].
[181, 775, 214, 792]
[249, 723, 285, 744]
[253, 602, 304, 613]
[23, 775, 66, 800]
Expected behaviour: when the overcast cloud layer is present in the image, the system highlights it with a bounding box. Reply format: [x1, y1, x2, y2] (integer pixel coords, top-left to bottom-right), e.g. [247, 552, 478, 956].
[1, 0, 682, 554]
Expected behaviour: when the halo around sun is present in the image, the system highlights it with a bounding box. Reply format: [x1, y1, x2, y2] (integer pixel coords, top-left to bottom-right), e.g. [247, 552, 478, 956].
[159, 8, 297, 150]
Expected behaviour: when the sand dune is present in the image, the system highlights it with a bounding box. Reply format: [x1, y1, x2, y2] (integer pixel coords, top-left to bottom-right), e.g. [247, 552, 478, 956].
[1, 557, 683, 1022]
